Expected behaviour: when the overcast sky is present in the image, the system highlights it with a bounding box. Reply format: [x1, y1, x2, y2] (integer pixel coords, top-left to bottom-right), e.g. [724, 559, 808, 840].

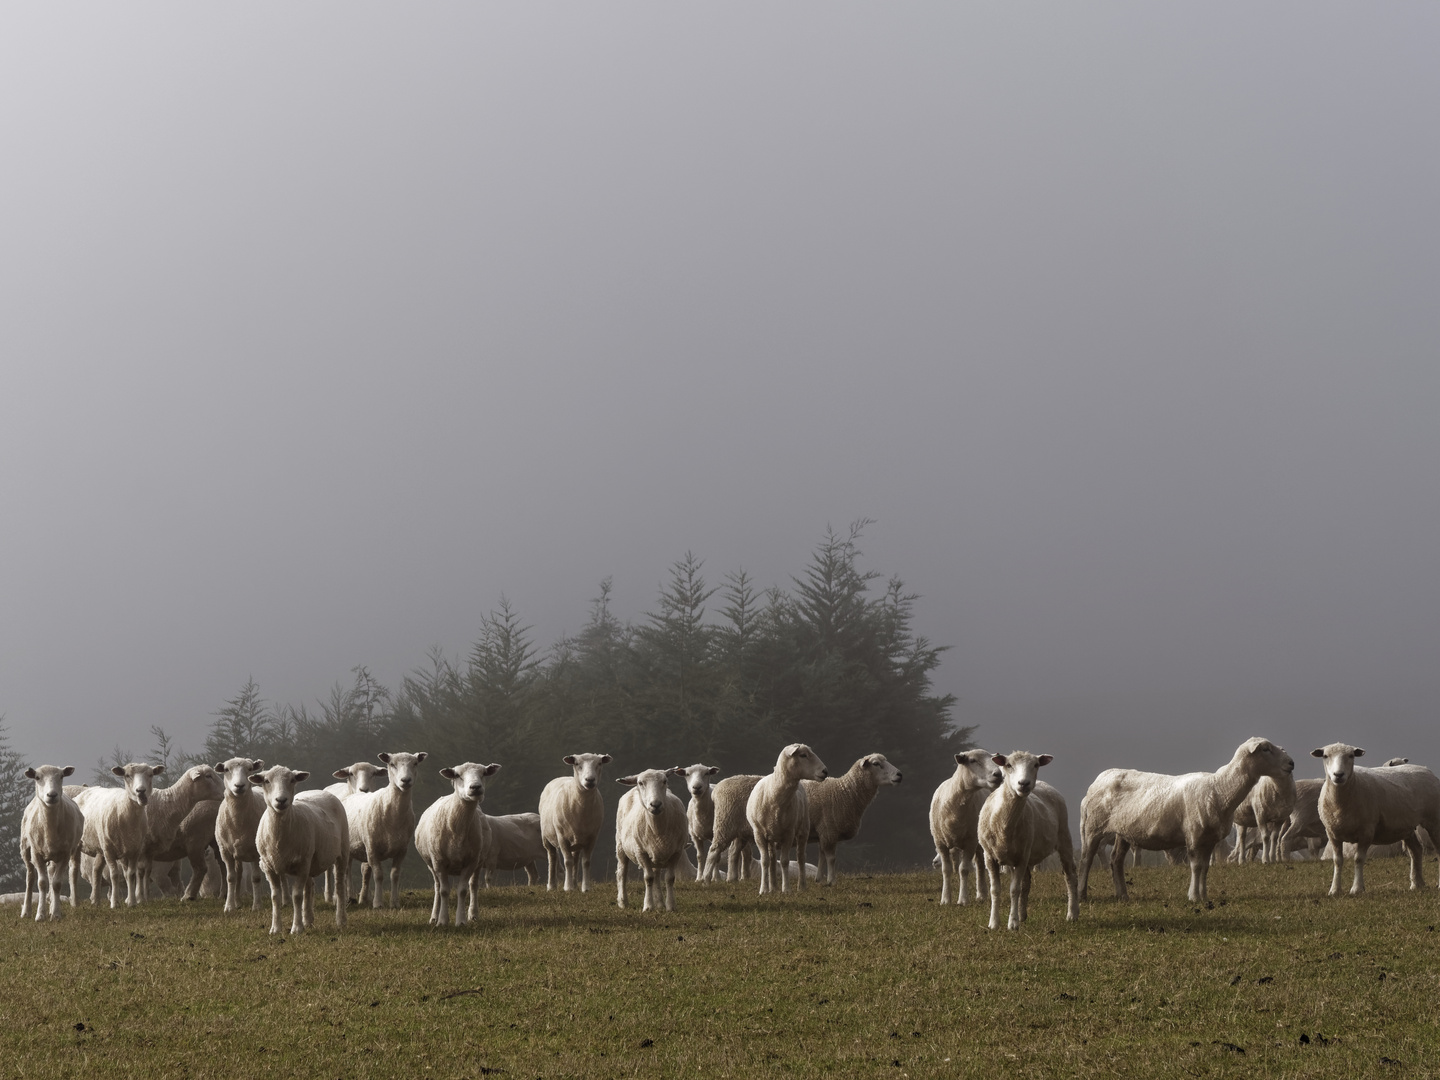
[2, 4, 1437, 808]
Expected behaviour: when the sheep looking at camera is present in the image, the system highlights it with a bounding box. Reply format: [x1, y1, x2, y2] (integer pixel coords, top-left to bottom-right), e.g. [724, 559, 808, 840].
[19, 765, 83, 921]
[977, 751, 1079, 931]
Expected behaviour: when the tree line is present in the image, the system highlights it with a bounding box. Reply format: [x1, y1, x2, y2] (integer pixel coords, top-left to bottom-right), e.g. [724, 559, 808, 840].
[1, 523, 972, 888]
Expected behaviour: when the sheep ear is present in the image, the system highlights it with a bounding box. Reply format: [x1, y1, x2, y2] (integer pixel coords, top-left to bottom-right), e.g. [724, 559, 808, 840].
[62, 766, 75, 777]
[706, 766, 719, 776]
[111, 766, 126, 778]
[416, 752, 428, 762]
[1354, 748, 1366, 757]
[214, 762, 228, 772]
[151, 765, 165, 776]
[599, 754, 613, 764]
[1252, 741, 1272, 753]
[333, 768, 351, 780]
[563, 755, 577, 766]
[1037, 755, 1054, 767]
[252, 760, 264, 770]
[292, 771, 309, 783]
[247, 773, 266, 787]
[955, 753, 968, 765]
[440, 768, 459, 780]
[483, 763, 501, 776]
[991, 755, 1007, 767]
[617, 775, 639, 786]
[378, 753, 392, 764]
[25, 767, 37, 779]
[668, 766, 686, 776]
[1311, 748, 1325, 758]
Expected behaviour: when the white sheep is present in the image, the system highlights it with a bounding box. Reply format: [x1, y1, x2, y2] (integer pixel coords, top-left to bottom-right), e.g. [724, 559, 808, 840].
[19, 765, 83, 921]
[745, 744, 828, 895]
[215, 756, 269, 912]
[249, 765, 350, 935]
[699, 774, 762, 883]
[347, 750, 427, 908]
[479, 812, 545, 886]
[539, 753, 612, 893]
[414, 762, 501, 926]
[1230, 772, 1298, 865]
[801, 754, 901, 885]
[1311, 743, 1440, 896]
[74, 763, 164, 908]
[977, 751, 1079, 930]
[930, 750, 1002, 905]
[677, 764, 720, 878]
[141, 764, 225, 901]
[321, 761, 389, 901]
[614, 767, 689, 911]
[1078, 737, 1294, 903]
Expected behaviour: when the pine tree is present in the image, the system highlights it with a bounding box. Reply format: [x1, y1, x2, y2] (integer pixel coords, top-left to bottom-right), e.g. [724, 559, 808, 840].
[0, 717, 32, 893]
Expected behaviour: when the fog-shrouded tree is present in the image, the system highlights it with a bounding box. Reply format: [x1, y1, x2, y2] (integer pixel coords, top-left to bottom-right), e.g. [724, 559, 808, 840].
[0, 716, 32, 892]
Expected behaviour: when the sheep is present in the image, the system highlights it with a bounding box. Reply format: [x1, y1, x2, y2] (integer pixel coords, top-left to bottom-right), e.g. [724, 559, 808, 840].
[1230, 772, 1298, 865]
[1078, 737, 1293, 903]
[700, 775, 762, 883]
[614, 767, 689, 911]
[1311, 743, 1440, 896]
[930, 750, 1003, 905]
[677, 764, 721, 878]
[249, 765, 349, 934]
[347, 750, 427, 908]
[745, 744, 828, 895]
[74, 763, 164, 908]
[1281, 758, 1419, 862]
[19, 765, 84, 921]
[414, 762, 501, 926]
[320, 762, 389, 901]
[214, 756, 270, 912]
[801, 754, 901, 885]
[538, 753, 612, 893]
[479, 812, 544, 886]
[140, 764, 225, 901]
[977, 751, 1079, 930]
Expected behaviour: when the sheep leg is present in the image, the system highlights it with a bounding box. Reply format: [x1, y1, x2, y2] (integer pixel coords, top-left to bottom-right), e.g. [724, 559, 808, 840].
[663, 863, 676, 911]
[544, 840, 560, 891]
[1058, 844, 1081, 922]
[427, 866, 443, 925]
[44, 858, 62, 920]
[559, 845, 578, 892]
[1350, 841, 1370, 896]
[616, 852, 630, 909]
[369, 857, 385, 909]
[938, 848, 954, 905]
[263, 866, 285, 934]
[725, 841, 741, 883]
[37, 859, 54, 921]
[221, 850, 242, 913]
[1109, 838, 1131, 901]
[1077, 832, 1099, 902]
[389, 855, 404, 908]
[102, 853, 124, 909]
[1402, 832, 1425, 890]
[288, 874, 306, 935]
[1018, 864, 1033, 925]
[20, 851, 36, 920]
[467, 869, 482, 920]
[579, 845, 594, 893]
[640, 857, 657, 912]
[755, 840, 770, 895]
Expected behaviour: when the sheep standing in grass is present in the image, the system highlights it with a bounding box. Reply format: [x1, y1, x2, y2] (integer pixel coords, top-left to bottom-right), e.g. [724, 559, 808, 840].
[1312, 743, 1440, 896]
[614, 767, 689, 911]
[322, 762, 389, 901]
[930, 750, 1002, 905]
[19, 765, 83, 921]
[215, 757, 268, 912]
[414, 762, 501, 926]
[75, 763, 164, 908]
[539, 753, 612, 893]
[140, 765, 225, 901]
[678, 764, 720, 879]
[978, 751, 1079, 930]
[1078, 737, 1294, 903]
[746, 744, 828, 895]
[801, 754, 901, 885]
[348, 751, 426, 909]
[249, 766, 349, 935]
[700, 775, 762, 883]
[479, 812, 545, 886]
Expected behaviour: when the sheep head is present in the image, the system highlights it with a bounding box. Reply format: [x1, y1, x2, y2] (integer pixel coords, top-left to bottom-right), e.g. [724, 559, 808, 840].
[248, 765, 310, 814]
[1311, 743, 1365, 786]
[679, 763, 720, 798]
[217, 757, 264, 798]
[779, 744, 828, 782]
[564, 753, 612, 790]
[992, 751, 1052, 799]
[955, 750, 1002, 791]
[332, 761, 390, 794]
[861, 754, 902, 785]
[111, 762, 163, 807]
[617, 768, 677, 816]
[440, 762, 500, 804]
[377, 752, 427, 793]
[25, 764, 74, 806]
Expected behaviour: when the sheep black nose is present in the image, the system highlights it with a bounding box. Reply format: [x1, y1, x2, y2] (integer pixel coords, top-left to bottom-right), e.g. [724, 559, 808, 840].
[894, 773, 903, 783]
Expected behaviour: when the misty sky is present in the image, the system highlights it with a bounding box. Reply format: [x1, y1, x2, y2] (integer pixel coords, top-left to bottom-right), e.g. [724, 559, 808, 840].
[2, 5, 1437, 810]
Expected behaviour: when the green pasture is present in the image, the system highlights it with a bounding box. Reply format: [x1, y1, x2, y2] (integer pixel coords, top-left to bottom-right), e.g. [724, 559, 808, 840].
[4, 859, 1439, 1078]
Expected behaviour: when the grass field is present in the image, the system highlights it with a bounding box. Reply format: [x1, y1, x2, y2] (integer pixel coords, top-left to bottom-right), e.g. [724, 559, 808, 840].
[5, 858, 1440, 1079]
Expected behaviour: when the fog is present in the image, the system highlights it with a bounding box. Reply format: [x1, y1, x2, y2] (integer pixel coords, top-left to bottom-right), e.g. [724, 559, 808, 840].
[2, 4, 1437, 811]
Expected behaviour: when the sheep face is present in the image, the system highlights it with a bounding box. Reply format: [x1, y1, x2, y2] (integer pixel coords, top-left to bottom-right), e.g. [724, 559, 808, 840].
[110, 762, 164, 807]
[862, 754, 902, 785]
[1311, 743, 1365, 786]
[248, 766, 311, 814]
[182, 764, 225, 801]
[681, 764, 720, 798]
[563, 753, 613, 791]
[377, 752, 427, 793]
[440, 762, 501, 804]
[1242, 738, 1294, 779]
[25, 764, 75, 806]
[992, 751, 1053, 799]
[617, 769, 679, 816]
[955, 750, 1002, 791]
[780, 744, 828, 782]
[331, 762, 389, 793]
[217, 757, 264, 798]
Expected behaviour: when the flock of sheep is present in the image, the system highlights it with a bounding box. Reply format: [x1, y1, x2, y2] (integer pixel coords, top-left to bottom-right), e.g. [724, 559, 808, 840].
[15, 736, 1440, 935]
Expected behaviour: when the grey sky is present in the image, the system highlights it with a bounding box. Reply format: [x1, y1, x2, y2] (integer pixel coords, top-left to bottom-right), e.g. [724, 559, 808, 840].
[2, 5, 1437, 810]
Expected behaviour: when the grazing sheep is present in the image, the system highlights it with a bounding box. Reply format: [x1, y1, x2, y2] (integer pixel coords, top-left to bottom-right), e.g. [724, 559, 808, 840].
[700, 775, 762, 883]
[1311, 743, 1440, 896]
[745, 744, 828, 895]
[249, 765, 349, 935]
[414, 762, 501, 926]
[614, 767, 689, 911]
[977, 751, 1079, 930]
[348, 751, 427, 909]
[74, 763, 164, 908]
[930, 750, 1003, 905]
[539, 753, 612, 893]
[1230, 772, 1298, 865]
[19, 765, 83, 921]
[1078, 737, 1294, 903]
[479, 812, 544, 886]
[140, 765, 225, 901]
[215, 757, 268, 912]
[678, 764, 721, 878]
[802, 754, 901, 885]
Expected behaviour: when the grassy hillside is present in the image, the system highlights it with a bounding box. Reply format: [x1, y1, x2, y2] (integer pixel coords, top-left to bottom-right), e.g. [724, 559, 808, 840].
[4, 859, 1439, 1078]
